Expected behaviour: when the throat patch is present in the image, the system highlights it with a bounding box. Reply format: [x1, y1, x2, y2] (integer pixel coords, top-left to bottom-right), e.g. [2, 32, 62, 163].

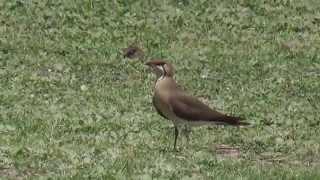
[157, 75, 165, 82]
[156, 65, 166, 82]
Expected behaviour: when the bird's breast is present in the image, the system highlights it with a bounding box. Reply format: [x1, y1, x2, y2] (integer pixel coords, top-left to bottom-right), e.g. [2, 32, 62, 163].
[153, 87, 176, 119]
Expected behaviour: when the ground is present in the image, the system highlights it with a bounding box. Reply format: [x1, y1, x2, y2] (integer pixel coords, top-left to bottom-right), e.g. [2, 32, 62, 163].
[0, 0, 320, 179]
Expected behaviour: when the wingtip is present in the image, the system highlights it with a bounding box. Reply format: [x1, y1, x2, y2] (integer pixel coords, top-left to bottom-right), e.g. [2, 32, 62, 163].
[237, 121, 250, 126]
[224, 116, 250, 126]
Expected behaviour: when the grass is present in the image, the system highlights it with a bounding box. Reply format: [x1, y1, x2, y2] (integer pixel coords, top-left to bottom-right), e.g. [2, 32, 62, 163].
[0, 0, 320, 179]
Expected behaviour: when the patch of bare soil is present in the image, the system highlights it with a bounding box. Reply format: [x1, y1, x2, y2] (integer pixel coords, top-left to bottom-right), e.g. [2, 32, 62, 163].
[0, 167, 23, 180]
[213, 144, 241, 159]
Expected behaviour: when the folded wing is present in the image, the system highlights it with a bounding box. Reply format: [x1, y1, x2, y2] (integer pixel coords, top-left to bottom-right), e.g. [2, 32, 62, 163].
[169, 94, 249, 126]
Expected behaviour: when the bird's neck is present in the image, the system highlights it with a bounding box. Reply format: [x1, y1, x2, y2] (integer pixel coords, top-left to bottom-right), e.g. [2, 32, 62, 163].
[155, 76, 177, 91]
[157, 74, 165, 82]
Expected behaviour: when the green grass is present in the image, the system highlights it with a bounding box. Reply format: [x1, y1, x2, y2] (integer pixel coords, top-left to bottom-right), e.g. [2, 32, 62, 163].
[1, 0, 320, 179]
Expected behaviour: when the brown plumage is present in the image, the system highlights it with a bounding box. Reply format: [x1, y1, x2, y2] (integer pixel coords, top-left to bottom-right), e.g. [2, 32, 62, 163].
[145, 59, 249, 150]
[169, 93, 249, 126]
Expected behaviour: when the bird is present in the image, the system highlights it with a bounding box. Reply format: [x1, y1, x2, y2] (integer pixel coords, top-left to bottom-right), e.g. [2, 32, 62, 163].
[122, 45, 144, 59]
[145, 59, 249, 150]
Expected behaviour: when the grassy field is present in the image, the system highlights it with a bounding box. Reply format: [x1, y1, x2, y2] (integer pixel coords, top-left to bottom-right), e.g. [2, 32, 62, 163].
[1, 0, 320, 179]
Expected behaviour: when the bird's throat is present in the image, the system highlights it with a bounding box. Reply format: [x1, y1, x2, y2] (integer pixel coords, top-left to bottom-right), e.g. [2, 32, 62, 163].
[156, 66, 166, 82]
[157, 74, 165, 82]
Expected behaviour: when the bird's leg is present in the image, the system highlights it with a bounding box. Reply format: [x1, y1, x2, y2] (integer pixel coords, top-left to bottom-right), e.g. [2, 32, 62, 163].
[182, 125, 191, 145]
[174, 126, 179, 150]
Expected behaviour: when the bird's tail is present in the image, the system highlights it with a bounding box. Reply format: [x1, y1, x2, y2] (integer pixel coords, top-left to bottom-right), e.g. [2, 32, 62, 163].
[219, 115, 249, 126]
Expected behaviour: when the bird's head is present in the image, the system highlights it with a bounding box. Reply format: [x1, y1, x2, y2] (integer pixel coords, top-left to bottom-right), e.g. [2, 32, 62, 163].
[145, 59, 174, 79]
